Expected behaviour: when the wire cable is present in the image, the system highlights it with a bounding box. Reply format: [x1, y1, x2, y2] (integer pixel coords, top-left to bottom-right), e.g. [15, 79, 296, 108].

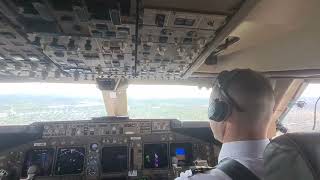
[312, 96, 320, 130]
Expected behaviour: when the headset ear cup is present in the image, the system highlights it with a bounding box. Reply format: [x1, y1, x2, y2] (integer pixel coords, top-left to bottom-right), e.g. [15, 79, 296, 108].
[208, 99, 231, 122]
[214, 101, 230, 122]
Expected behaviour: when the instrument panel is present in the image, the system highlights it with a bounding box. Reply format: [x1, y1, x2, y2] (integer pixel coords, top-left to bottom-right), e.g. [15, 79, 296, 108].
[42, 120, 170, 137]
[0, 119, 219, 180]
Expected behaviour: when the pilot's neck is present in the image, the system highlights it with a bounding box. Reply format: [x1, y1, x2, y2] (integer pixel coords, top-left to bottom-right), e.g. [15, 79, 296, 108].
[222, 126, 268, 143]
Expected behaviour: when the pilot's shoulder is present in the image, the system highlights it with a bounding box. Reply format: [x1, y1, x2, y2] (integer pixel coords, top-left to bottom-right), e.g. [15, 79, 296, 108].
[175, 169, 231, 180]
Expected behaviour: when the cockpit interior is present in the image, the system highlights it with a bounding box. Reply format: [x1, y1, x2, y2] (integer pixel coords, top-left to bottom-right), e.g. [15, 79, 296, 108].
[0, 0, 319, 179]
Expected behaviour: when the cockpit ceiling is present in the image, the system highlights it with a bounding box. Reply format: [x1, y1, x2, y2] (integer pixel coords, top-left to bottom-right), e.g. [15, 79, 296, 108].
[0, 0, 247, 83]
[195, 0, 320, 76]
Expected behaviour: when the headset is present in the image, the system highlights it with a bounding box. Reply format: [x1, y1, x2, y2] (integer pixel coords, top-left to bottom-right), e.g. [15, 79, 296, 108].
[208, 69, 245, 122]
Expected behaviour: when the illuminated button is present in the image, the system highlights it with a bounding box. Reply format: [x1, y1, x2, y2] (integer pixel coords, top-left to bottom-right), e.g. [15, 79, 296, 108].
[76, 130, 82, 135]
[29, 56, 40, 62]
[11, 55, 24, 61]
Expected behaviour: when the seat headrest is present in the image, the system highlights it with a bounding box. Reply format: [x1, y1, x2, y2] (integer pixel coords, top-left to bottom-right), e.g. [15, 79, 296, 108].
[264, 133, 320, 180]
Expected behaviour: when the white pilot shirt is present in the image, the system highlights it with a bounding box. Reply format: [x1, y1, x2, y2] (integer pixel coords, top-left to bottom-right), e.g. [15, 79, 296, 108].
[176, 139, 270, 180]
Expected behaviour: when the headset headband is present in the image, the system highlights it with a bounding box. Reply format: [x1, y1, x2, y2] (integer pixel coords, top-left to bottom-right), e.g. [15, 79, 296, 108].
[216, 70, 245, 112]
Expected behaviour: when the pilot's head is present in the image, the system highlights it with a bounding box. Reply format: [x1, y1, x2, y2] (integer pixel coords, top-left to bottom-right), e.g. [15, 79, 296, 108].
[208, 69, 275, 143]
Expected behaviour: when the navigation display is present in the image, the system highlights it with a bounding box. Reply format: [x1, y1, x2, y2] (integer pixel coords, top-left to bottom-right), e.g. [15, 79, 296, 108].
[101, 146, 128, 173]
[144, 143, 168, 169]
[55, 147, 85, 175]
[21, 149, 55, 177]
[170, 143, 193, 166]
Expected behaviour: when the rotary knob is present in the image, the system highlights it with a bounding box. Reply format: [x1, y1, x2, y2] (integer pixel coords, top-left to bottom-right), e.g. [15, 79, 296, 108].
[120, 42, 127, 51]
[157, 46, 166, 56]
[177, 47, 185, 57]
[191, 48, 200, 58]
[90, 143, 99, 151]
[197, 38, 206, 48]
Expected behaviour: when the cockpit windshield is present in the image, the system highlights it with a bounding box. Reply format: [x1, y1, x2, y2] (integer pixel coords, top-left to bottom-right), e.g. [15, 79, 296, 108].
[0, 83, 106, 125]
[127, 85, 211, 121]
[0, 83, 211, 125]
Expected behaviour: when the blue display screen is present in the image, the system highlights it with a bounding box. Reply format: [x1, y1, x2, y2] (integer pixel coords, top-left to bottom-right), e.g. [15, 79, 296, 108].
[175, 148, 185, 155]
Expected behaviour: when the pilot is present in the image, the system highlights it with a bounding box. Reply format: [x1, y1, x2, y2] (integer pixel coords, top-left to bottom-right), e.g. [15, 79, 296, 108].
[176, 69, 275, 180]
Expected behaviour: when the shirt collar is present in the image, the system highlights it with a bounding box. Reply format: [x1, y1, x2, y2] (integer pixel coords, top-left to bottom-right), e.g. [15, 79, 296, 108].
[218, 139, 270, 163]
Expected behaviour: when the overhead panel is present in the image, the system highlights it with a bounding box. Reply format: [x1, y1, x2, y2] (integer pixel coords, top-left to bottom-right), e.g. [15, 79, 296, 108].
[0, 13, 56, 80]
[0, 0, 246, 82]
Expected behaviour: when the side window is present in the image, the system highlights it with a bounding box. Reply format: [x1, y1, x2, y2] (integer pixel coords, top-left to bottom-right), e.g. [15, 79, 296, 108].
[280, 83, 320, 132]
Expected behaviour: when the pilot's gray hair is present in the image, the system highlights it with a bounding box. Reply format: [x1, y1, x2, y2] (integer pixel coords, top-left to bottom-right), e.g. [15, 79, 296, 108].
[226, 69, 275, 123]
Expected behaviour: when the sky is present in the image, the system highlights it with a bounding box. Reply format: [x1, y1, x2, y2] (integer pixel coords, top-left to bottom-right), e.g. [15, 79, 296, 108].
[127, 85, 211, 99]
[0, 83, 102, 97]
[0, 83, 212, 99]
[301, 84, 320, 97]
[0, 83, 319, 99]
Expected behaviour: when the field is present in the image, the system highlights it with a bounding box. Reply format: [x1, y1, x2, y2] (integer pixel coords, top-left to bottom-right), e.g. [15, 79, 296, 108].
[0, 95, 209, 125]
[0, 94, 318, 133]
